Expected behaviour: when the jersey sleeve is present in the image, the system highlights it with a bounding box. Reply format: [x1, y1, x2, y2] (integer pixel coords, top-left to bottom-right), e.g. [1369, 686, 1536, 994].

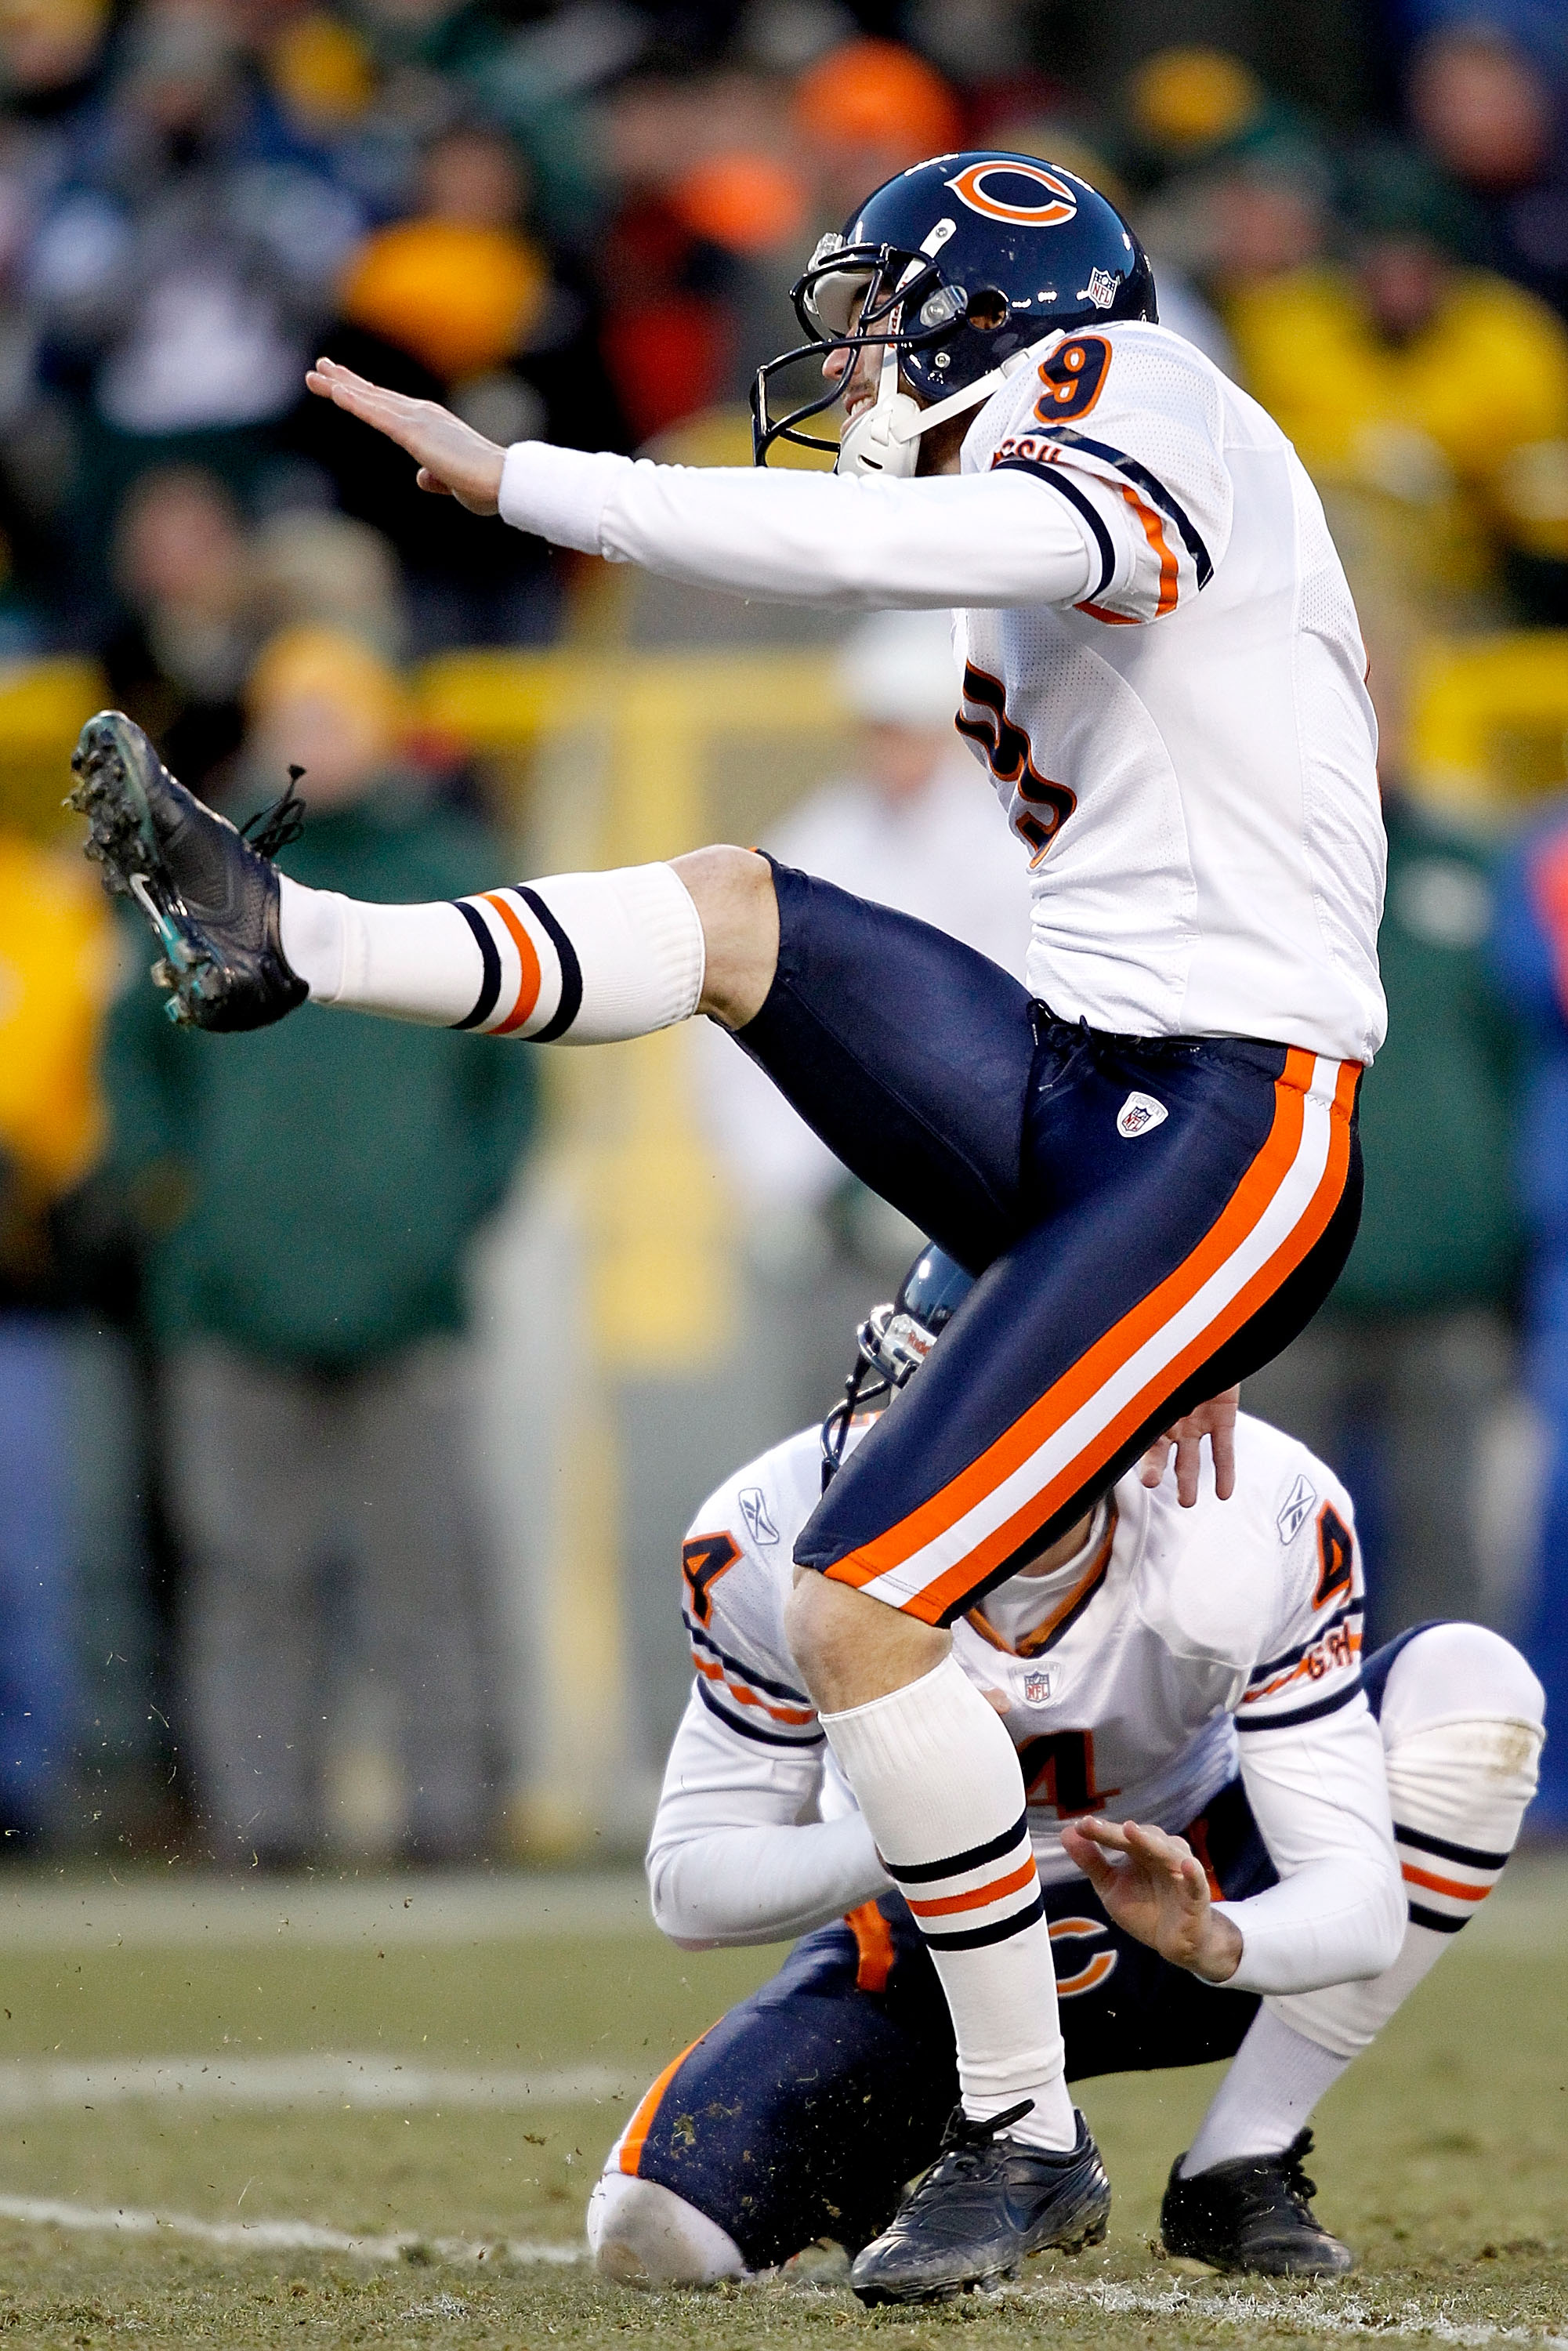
[1200, 1432, 1403, 1993]
[972, 324, 1234, 626]
[1233, 1466, 1365, 1738]
[496, 443, 1096, 608]
[679, 1440, 824, 1756]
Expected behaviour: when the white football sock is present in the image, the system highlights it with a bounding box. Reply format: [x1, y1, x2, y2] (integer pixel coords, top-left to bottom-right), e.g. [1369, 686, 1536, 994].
[277, 863, 704, 1042]
[1181, 2009, 1349, 2175]
[587, 2170, 746, 2287]
[821, 1654, 1077, 2154]
[1190, 1625, 1544, 2175]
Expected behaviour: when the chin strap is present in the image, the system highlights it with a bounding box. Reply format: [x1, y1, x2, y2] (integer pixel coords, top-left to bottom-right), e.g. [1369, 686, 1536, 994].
[836, 339, 1052, 478]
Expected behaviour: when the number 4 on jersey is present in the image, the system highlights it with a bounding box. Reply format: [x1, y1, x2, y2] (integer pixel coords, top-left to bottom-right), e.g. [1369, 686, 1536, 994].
[682, 1531, 740, 1625]
[1015, 1730, 1118, 1816]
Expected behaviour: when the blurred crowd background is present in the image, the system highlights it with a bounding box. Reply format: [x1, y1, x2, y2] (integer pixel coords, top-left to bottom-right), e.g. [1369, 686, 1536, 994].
[3, 0, 1568, 1868]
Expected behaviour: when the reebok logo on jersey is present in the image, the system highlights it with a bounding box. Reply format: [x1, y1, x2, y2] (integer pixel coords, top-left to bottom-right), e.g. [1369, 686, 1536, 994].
[1276, 1473, 1317, 1545]
[740, 1487, 780, 1547]
[1116, 1091, 1168, 1139]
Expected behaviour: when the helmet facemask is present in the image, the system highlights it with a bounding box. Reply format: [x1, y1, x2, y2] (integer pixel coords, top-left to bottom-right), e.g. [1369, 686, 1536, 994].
[752, 227, 1029, 477]
[820, 1245, 976, 1486]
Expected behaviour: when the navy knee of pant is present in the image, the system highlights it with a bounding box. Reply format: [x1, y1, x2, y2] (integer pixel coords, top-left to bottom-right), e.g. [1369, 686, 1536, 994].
[1360, 1621, 1451, 1719]
[621, 1780, 1273, 2268]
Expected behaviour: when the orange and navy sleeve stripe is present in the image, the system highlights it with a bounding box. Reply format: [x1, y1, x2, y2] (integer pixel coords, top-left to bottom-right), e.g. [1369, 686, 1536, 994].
[1237, 1597, 1364, 1732]
[991, 426, 1213, 626]
[684, 1614, 823, 1748]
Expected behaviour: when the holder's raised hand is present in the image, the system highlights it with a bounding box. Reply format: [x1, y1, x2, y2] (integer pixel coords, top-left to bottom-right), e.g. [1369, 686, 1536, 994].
[305, 358, 507, 514]
[1059, 1815, 1243, 1983]
[1139, 1385, 1240, 1507]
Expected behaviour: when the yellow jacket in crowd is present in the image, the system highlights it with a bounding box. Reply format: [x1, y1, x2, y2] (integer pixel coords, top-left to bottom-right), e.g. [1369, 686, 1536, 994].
[0, 836, 114, 1203]
[1229, 264, 1568, 594]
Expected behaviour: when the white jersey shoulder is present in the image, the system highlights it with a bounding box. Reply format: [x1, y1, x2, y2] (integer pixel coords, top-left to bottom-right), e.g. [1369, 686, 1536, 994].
[1133, 1411, 1363, 1726]
[969, 320, 1235, 626]
[679, 1430, 824, 1754]
[677, 1411, 1364, 1875]
[954, 320, 1387, 1067]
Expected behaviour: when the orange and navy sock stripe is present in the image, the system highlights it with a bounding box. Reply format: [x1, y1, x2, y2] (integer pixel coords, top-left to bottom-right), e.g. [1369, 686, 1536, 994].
[451, 886, 581, 1038]
[1396, 1822, 1510, 1934]
[881, 1809, 1045, 1952]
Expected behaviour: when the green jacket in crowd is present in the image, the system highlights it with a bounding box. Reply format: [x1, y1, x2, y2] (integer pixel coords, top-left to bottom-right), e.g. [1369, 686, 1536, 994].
[101, 781, 536, 1369]
[1331, 790, 1521, 1320]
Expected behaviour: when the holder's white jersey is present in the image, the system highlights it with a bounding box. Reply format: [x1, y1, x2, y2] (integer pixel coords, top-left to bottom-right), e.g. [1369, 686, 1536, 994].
[499, 322, 1385, 1065]
[659, 1410, 1405, 1991]
[955, 324, 1385, 1060]
[679, 1411, 1369, 1892]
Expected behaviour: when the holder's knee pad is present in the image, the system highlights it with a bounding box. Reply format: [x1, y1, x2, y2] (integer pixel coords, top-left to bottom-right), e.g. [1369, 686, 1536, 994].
[587, 2168, 747, 2288]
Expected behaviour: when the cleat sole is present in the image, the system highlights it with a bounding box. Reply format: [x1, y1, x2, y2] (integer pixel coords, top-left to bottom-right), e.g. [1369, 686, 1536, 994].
[67, 713, 231, 1028]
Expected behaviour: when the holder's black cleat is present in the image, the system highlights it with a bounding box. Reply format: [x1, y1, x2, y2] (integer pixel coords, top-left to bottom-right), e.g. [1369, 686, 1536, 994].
[849, 2101, 1110, 2306]
[67, 712, 309, 1033]
[1160, 2129, 1353, 2279]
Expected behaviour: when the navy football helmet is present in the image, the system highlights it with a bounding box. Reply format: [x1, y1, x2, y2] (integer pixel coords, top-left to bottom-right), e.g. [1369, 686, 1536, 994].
[821, 1242, 976, 1485]
[753, 151, 1157, 476]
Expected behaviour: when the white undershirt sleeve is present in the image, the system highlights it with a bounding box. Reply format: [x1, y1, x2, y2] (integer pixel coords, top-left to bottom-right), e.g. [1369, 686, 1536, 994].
[498, 442, 1095, 610]
[646, 1687, 892, 1948]
[1217, 1698, 1406, 1994]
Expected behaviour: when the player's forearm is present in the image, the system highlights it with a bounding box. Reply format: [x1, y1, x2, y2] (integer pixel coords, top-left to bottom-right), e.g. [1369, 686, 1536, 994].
[646, 1815, 892, 1948]
[1226, 1706, 1405, 1993]
[1215, 1852, 1406, 1994]
[497, 444, 1094, 609]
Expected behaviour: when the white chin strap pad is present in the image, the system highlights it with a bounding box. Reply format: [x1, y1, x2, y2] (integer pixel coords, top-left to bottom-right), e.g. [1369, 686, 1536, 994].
[838, 387, 925, 478]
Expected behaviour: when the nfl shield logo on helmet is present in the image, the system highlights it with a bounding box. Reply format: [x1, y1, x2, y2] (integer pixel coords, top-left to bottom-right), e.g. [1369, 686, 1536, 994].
[1083, 266, 1118, 309]
[1117, 1091, 1168, 1139]
[1024, 1668, 1054, 1703]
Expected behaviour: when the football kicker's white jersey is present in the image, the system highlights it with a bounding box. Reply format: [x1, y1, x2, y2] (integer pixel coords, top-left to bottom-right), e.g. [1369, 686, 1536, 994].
[676, 1411, 1371, 1893]
[954, 324, 1385, 1060]
[500, 320, 1387, 1066]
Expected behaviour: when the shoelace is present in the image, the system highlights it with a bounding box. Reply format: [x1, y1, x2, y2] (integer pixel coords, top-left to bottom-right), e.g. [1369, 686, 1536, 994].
[241, 766, 308, 861]
[1230, 2132, 1320, 2222]
[924, 2099, 1037, 2180]
[1276, 2139, 1319, 2216]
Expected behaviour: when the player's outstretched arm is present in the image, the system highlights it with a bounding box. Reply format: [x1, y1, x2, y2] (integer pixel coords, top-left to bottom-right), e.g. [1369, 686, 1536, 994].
[1062, 1817, 1242, 1983]
[304, 360, 1098, 610]
[306, 359, 505, 513]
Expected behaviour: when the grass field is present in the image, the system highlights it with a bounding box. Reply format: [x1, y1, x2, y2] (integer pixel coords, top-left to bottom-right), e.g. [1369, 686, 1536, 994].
[0, 1858, 1561, 2350]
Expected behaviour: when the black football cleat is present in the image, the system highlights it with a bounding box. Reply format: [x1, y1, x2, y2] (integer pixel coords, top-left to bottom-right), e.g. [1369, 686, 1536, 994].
[849, 2102, 1110, 2306]
[67, 711, 309, 1032]
[1160, 2129, 1353, 2279]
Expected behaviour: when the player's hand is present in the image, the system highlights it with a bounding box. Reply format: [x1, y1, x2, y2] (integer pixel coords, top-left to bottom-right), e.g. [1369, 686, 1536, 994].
[304, 358, 507, 513]
[1059, 1817, 1242, 1983]
[1139, 1385, 1239, 1506]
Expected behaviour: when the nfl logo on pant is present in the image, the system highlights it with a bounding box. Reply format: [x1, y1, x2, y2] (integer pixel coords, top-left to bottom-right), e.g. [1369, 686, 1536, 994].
[1117, 1092, 1168, 1139]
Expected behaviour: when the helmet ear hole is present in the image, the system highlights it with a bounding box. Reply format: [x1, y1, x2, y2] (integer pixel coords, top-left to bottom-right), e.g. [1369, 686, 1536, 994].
[966, 287, 1010, 331]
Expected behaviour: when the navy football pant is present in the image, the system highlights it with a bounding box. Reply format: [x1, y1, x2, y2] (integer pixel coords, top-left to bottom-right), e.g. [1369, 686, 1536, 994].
[613, 1777, 1275, 2271]
[737, 862, 1363, 1623]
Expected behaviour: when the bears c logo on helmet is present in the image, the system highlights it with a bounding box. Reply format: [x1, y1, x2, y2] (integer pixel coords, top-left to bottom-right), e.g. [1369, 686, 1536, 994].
[944, 160, 1078, 228]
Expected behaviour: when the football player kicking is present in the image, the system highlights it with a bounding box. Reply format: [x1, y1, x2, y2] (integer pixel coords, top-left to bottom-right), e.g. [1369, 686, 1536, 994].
[68, 152, 1386, 2298]
[588, 1250, 1544, 2302]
